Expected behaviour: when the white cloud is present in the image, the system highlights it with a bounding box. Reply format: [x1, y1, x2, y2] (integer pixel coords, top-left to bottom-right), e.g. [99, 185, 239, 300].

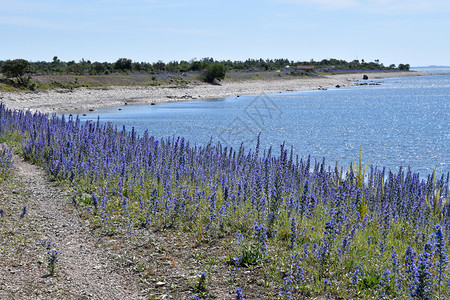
[275, 0, 450, 13]
[370, 0, 450, 14]
[96, 0, 191, 9]
[0, 16, 58, 29]
[278, 0, 357, 9]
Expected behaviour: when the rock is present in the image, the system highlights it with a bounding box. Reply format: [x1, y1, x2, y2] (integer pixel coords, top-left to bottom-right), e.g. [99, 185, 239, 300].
[156, 281, 166, 287]
[335, 85, 341, 88]
[363, 74, 369, 80]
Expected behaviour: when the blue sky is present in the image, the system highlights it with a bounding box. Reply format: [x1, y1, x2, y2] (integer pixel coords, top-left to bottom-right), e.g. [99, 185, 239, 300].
[1, 0, 449, 66]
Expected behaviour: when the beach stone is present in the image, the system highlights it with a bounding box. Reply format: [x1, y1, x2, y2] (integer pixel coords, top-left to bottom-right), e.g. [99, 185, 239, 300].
[363, 74, 369, 80]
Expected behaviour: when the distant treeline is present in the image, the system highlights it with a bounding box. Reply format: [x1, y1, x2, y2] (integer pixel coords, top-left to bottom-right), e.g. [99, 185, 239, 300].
[0, 56, 410, 76]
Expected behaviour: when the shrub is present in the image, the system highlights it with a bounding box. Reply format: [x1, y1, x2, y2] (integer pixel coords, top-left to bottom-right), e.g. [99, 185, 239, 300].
[201, 63, 226, 83]
[1, 59, 33, 85]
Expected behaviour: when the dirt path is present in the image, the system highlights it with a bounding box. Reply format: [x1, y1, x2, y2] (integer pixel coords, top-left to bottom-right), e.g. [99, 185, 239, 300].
[0, 153, 145, 299]
[1, 148, 264, 299]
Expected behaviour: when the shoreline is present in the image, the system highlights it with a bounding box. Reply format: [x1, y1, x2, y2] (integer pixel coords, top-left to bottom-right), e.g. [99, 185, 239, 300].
[0, 71, 429, 114]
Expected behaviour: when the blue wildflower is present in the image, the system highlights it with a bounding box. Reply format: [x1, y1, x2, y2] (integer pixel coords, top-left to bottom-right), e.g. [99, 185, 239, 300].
[411, 242, 433, 300]
[434, 224, 447, 289]
[235, 286, 245, 300]
[290, 217, 297, 249]
[352, 264, 361, 286]
[19, 205, 27, 218]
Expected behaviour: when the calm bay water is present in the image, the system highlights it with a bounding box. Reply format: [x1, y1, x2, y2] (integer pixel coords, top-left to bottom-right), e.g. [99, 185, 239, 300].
[78, 68, 450, 177]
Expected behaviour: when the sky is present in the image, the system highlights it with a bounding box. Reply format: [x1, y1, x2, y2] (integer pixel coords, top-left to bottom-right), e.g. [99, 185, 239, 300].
[1, 0, 449, 66]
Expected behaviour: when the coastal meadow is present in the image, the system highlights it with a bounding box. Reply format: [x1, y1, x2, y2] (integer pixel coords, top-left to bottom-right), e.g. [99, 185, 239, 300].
[0, 103, 449, 299]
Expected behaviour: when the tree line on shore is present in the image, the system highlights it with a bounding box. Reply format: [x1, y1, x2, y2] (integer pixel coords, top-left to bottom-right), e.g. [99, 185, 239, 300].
[0, 56, 409, 77]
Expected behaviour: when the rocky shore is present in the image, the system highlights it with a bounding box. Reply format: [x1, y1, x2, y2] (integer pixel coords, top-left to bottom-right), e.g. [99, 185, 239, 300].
[0, 71, 427, 114]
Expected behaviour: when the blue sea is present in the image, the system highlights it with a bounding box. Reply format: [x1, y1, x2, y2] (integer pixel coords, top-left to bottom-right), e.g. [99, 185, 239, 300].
[77, 67, 450, 177]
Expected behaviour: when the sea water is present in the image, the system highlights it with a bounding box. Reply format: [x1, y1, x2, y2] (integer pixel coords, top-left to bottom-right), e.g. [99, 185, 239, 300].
[77, 68, 450, 176]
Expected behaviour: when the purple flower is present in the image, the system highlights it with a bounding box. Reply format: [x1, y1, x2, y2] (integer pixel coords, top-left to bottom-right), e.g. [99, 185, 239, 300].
[235, 286, 245, 300]
[434, 224, 447, 289]
[351, 264, 362, 286]
[378, 268, 391, 298]
[252, 222, 268, 255]
[19, 205, 27, 218]
[411, 242, 433, 299]
[290, 217, 297, 249]
[92, 192, 98, 210]
[235, 231, 244, 246]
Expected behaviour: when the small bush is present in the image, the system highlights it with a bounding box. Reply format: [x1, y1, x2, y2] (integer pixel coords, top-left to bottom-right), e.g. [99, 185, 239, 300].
[201, 63, 226, 83]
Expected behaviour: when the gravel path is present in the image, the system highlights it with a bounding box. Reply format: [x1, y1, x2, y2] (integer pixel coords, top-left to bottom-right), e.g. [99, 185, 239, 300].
[0, 153, 145, 299]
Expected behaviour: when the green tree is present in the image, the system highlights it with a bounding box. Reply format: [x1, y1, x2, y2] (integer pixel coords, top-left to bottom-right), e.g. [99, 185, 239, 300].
[50, 56, 66, 73]
[398, 64, 410, 71]
[166, 61, 180, 72]
[114, 58, 132, 72]
[67, 59, 91, 75]
[190, 60, 206, 71]
[92, 62, 107, 74]
[202, 63, 227, 83]
[1, 59, 33, 85]
[153, 60, 166, 72]
[178, 60, 191, 73]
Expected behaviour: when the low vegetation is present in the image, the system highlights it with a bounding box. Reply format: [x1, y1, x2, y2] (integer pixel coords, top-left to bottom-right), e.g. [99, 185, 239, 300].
[0, 104, 448, 299]
[0, 57, 408, 76]
[0, 57, 410, 91]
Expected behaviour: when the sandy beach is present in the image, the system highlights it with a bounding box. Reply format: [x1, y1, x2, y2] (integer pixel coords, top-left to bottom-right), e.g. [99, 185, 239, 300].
[0, 71, 427, 114]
